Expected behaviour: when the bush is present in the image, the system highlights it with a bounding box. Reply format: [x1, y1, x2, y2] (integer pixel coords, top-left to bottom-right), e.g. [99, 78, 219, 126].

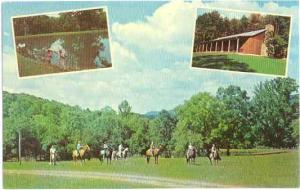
[266, 35, 288, 58]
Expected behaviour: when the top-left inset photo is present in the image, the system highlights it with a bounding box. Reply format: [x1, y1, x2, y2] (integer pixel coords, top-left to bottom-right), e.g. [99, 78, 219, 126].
[12, 7, 112, 78]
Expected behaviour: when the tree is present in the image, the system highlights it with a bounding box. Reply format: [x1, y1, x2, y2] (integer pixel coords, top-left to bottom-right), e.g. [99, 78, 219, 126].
[240, 15, 249, 32]
[118, 100, 132, 117]
[172, 93, 224, 156]
[251, 78, 298, 148]
[149, 110, 177, 157]
[290, 119, 299, 147]
[215, 86, 252, 155]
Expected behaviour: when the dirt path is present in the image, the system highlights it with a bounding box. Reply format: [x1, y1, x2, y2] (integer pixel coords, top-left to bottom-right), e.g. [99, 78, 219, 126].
[4, 169, 227, 188]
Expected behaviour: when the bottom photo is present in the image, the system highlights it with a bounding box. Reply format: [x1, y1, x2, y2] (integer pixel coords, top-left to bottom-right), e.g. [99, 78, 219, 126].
[3, 76, 299, 188]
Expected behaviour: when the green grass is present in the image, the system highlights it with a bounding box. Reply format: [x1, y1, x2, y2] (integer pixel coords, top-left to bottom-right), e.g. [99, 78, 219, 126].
[15, 29, 108, 40]
[4, 174, 151, 189]
[192, 52, 286, 76]
[3, 152, 299, 188]
[17, 53, 63, 77]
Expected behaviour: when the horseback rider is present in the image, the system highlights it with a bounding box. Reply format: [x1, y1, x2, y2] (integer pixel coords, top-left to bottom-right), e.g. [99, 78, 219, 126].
[150, 141, 155, 156]
[188, 142, 193, 151]
[211, 144, 217, 156]
[103, 142, 109, 152]
[118, 143, 123, 157]
[76, 141, 82, 155]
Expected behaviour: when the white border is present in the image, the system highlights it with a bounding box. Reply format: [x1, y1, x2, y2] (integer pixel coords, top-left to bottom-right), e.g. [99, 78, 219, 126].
[11, 6, 114, 79]
[190, 6, 293, 78]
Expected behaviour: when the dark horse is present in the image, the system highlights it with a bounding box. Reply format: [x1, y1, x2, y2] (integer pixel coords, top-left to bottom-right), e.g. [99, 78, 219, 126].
[99, 148, 113, 164]
[145, 145, 163, 164]
[186, 147, 197, 164]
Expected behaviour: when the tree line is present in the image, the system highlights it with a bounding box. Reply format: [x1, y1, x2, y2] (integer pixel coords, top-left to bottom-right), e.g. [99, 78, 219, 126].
[194, 11, 290, 58]
[13, 9, 108, 36]
[3, 77, 299, 161]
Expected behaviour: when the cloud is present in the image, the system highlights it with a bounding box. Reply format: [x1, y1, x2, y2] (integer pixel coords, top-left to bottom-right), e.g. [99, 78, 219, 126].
[111, 41, 138, 70]
[2, 1, 298, 113]
[112, 1, 203, 56]
[4, 32, 10, 37]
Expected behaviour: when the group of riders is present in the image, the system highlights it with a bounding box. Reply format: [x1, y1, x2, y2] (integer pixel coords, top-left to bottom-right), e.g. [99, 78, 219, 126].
[49, 140, 220, 165]
[188, 143, 219, 156]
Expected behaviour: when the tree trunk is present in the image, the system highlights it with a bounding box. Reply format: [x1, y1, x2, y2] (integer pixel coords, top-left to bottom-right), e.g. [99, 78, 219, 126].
[18, 131, 22, 165]
[226, 147, 230, 156]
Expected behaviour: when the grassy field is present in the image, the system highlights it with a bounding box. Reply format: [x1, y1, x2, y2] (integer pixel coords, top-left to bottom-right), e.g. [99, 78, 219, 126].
[4, 174, 152, 189]
[3, 151, 299, 188]
[192, 52, 286, 76]
[15, 29, 108, 40]
[17, 53, 63, 77]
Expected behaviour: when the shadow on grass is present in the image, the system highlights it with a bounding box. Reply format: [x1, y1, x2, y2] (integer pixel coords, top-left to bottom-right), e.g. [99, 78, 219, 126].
[192, 54, 256, 73]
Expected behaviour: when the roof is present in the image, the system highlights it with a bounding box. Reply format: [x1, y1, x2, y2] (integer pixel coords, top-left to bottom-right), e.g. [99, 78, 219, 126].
[212, 28, 266, 41]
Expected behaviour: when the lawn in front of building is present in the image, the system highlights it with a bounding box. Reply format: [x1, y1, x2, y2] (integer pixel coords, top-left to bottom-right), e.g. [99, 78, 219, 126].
[192, 52, 286, 76]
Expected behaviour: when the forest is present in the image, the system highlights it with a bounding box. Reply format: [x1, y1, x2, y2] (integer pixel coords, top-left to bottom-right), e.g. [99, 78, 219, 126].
[194, 11, 290, 58]
[3, 77, 299, 161]
[13, 8, 108, 36]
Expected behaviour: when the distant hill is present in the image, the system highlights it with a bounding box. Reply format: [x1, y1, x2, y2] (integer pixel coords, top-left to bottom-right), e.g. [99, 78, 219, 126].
[143, 111, 160, 119]
[143, 109, 176, 119]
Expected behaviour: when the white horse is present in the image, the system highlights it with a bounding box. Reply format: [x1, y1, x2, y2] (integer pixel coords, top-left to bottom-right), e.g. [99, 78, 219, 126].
[209, 150, 221, 165]
[122, 147, 129, 159]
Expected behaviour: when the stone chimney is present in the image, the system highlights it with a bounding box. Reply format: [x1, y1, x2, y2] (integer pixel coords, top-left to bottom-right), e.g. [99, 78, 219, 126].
[265, 24, 274, 33]
[261, 24, 275, 56]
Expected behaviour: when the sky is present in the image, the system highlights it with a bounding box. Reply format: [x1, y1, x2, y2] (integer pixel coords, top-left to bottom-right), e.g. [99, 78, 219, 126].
[2, 0, 299, 114]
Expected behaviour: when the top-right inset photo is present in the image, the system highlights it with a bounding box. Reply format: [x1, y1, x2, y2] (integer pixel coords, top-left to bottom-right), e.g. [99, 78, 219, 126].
[192, 8, 291, 76]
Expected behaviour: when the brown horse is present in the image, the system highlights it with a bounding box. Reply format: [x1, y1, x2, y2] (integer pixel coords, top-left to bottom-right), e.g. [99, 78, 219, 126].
[72, 144, 91, 165]
[145, 145, 163, 164]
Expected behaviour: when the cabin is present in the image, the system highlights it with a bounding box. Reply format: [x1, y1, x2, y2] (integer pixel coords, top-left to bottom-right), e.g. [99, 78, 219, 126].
[195, 24, 274, 56]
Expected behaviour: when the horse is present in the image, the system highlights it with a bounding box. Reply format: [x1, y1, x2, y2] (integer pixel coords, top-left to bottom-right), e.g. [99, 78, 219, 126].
[122, 147, 129, 159]
[49, 148, 57, 165]
[145, 145, 163, 164]
[72, 144, 91, 165]
[186, 147, 197, 164]
[208, 150, 221, 165]
[99, 148, 113, 164]
[112, 150, 117, 160]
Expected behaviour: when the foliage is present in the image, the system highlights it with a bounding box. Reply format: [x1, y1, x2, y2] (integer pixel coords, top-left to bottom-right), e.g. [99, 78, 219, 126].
[251, 78, 298, 148]
[3, 78, 299, 160]
[13, 9, 108, 36]
[172, 93, 224, 155]
[215, 86, 252, 153]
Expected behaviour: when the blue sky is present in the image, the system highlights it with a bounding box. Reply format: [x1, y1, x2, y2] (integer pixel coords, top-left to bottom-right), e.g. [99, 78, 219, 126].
[2, 0, 299, 113]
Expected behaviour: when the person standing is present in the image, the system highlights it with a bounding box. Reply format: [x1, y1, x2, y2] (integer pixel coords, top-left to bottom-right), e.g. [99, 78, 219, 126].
[49, 145, 56, 165]
[44, 49, 52, 64]
[59, 49, 66, 70]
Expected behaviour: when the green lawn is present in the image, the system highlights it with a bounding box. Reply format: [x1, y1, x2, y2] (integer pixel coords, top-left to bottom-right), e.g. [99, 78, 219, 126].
[4, 174, 152, 189]
[3, 151, 299, 188]
[17, 53, 63, 77]
[15, 29, 108, 40]
[192, 52, 287, 76]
